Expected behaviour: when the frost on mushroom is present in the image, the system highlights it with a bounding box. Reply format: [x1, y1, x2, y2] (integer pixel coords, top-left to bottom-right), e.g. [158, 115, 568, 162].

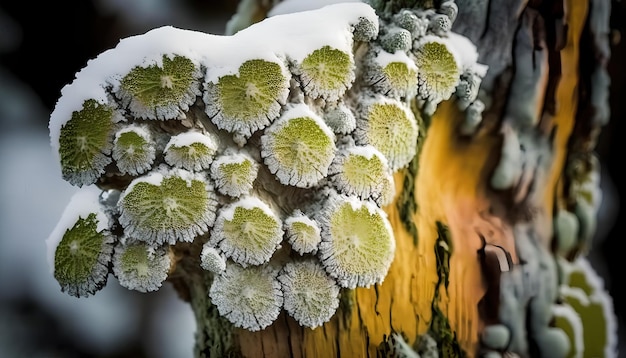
[284, 211, 322, 255]
[118, 168, 218, 246]
[209, 151, 259, 197]
[261, 104, 336, 188]
[209, 264, 283, 331]
[209, 197, 283, 267]
[112, 124, 156, 175]
[56, 99, 122, 187]
[116, 54, 202, 120]
[112, 241, 171, 292]
[278, 260, 340, 329]
[47, 186, 115, 298]
[318, 193, 395, 288]
[204, 59, 290, 138]
[355, 96, 418, 171]
[296, 46, 355, 101]
[164, 131, 219, 171]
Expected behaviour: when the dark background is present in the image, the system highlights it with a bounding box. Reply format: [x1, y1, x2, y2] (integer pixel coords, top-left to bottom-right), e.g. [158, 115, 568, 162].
[0, 1, 624, 357]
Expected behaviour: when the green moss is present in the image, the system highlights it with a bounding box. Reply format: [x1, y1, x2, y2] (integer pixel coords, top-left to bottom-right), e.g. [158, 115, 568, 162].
[59, 99, 116, 186]
[165, 142, 216, 171]
[430, 305, 465, 358]
[427, 221, 464, 357]
[434, 221, 452, 290]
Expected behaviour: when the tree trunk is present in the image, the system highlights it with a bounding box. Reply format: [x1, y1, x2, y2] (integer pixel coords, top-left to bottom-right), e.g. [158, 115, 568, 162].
[170, 0, 616, 357]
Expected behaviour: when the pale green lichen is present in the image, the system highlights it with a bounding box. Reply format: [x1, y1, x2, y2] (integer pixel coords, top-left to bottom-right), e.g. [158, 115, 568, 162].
[209, 264, 283, 331]
[355, 97, 418, 171]
[205, 59, 289, 138]
[414, 39, 460, 105]
[209, 152, 259, 197]
[112, 241, 170, 292]
[284, 211, 322, 255]
[278, 260, 340, 329]
[329, 145, 395, 206]
[209, 197, 283, 267]
[261, 106, 336, 188]
[318, 193, 395, 288]
[117, 55, 202, 120]
[298, 46, 355, 101]
[380, 28, 413, 53]
[200, 245, 226, 273]
[164, 132, 219, 171]
[112, 125, 156, 175]
[58, 99, 120, 187]
[381, 61, 419, 98]
[54, 213, 114, 298]
[555, 258, 618, 357]
[118, 169, 218, 245]
[323, 102, 357, 135]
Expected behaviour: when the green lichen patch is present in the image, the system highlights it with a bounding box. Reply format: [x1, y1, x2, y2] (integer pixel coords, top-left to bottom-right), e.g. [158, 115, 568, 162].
[112, 241, 170, 292]
[209, 264, 283, 331]
[555, 258, 618, 357]
[356, 98, 418, 171]
[210, 152, 259, 197]
[112, 125, 155, 176]
[205, 59, 289, 138]
[261, 109, 336, 188]
[118, 170, 218, 245]
[59, 99, 118, 187]
[118, 55, 201, 120]
[318, 194, 395, 288]
[382, 61, 418, 97]
[278, 260, 340, 328]
[329, 145, 395, 206]
[284, 212, 322, 255]
[209, 197, 283, 267]
[298, 46, 355, 101]
[54, 213, 114, 298]
[164, 132, 219, 171]
[414, 39, 460, 104]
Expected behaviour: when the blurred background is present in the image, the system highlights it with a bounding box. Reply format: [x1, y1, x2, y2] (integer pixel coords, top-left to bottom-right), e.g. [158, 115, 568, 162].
[0, 1, 624, 357]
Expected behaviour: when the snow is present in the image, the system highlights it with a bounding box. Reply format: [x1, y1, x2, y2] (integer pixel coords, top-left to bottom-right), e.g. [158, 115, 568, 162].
[218, 196, 277, 222]
[374, 50, 418, 71]
[268, 0, 362, 17]
[49, 2, 378, 161]
[164, 131, 217, 151]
